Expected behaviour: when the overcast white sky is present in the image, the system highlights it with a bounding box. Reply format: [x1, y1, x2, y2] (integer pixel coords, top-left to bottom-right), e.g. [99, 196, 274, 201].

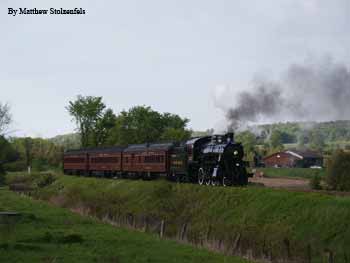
[1, 0, 350, 137]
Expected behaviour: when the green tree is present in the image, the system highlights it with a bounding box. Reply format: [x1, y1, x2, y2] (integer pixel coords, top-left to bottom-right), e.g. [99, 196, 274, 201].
[326, 150, 350, 191]
[269, 130, 284, 150]
[298, 132, 309, 148]
[236, 131, 256, 153]
[0, 102, 11, 135]
[0, 103, 15, 178]
[67, 96, 109, 147]
[309, 131, 325, 152]
[0, 136, 17, 181]
[94, 109, 117, 146]
[24, 137, 33, 173]
[106, 106, 191, 145]
[160, 128, 192, 142]
[6, 137, 63, 172]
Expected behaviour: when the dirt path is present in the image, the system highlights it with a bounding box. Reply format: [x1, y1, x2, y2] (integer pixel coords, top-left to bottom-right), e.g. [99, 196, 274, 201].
[249, 176, 310, 190]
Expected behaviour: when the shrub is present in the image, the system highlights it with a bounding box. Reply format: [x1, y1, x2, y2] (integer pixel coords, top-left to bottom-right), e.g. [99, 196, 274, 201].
[326, 150, 350, 191]
[309, 174, 322, 190]
[36, 173, 56, 188]
[3, 161, 27, 172]
[60, 233, 84, 244]
[5, 174, 32, 186]
[0, 170, 5, 186]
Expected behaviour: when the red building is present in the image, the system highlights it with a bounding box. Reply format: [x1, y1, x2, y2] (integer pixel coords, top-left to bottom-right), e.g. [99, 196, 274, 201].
[263, 150, 323, 168]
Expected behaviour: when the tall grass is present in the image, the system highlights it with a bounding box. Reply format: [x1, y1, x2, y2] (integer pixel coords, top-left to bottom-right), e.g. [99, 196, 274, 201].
[256, 167, 326, 179]
[30, 175, 350, 262]
[0, 189, 249, 263]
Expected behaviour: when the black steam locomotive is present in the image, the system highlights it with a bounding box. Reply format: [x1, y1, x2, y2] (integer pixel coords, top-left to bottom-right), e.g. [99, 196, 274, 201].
[63, 133, 251, 186]
[170, 133, 250, 186]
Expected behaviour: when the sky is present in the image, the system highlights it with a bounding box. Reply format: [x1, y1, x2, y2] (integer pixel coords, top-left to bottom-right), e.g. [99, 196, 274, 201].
[1, 0, 350, 138]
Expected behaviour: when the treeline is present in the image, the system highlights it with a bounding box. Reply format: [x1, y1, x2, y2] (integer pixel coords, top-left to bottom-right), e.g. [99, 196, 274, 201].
[67, 95, 192, 148]
[258, 121, 350, 149]
[4, 137, 63, 172]
[230, 121, 350, 160]
[0, 97, 192, 173]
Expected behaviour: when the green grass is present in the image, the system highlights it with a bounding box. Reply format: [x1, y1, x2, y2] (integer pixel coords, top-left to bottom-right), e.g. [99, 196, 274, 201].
[0, 188, 250, 263]
[255, 167, 326, 179]
[21, 174, 350, 262]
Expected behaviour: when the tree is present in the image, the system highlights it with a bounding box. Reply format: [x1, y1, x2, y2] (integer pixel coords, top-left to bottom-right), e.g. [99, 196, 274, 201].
[0, 104, 14, 178]
[298, 132, 309, 148]
[160, 112, 191, 141]
[94, 109, 117, 146]
[236, 131, 257, 153]
[0, 102, 11, 135]
[160, 128, 192, 142]
[269, 130, 284, 150]
[24, 137, 33, 173]
[7, 137, 63, 172]
[106, 106, 191, 145]
[309, 131, 325, 152]
[326, 150, 350, 191]
[107, 106, 163, 145]
[0, 136, 17, 180]
[67, 96, 107, 147]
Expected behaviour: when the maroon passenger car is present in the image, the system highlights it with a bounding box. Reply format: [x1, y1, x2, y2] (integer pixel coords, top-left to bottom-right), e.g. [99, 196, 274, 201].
[63, 149, 89, 175]
[121, 143, 173, 179]
[88, 147, 124, 176]
[63, 143, 175, 179]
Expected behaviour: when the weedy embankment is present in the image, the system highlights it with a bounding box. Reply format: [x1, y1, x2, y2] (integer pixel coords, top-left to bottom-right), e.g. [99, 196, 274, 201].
[7, 173, 350, 263]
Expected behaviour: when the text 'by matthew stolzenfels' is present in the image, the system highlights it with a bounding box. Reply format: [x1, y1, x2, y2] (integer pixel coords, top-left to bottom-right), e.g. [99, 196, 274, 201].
[8, 8, 86, 16]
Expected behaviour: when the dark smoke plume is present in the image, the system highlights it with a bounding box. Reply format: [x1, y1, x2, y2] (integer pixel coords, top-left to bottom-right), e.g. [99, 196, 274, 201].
[220, 58, 350, 131]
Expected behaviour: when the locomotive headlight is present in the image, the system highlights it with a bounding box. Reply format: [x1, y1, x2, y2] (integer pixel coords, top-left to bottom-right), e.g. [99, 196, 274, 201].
[233, 150, 238, 155]
[236, 163, 240, 166]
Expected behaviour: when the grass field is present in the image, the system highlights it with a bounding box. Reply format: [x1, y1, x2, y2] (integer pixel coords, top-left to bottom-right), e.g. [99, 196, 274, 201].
[0, 188, 250, 263]
[254, 167, 326, 179]
[10, 173, 347, 263]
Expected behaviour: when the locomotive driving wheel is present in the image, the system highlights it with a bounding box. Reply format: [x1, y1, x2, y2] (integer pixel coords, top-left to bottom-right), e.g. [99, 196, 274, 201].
[211, 179, 219, 186]
[222, 176, 233, 187]
[198, 168, 205, 185]
[205, 172, 211, 186]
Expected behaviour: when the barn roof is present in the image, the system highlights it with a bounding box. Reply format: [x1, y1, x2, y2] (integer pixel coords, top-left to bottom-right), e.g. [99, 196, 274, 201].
[263, 149, 322, 160]
[286, 150, 322, 159]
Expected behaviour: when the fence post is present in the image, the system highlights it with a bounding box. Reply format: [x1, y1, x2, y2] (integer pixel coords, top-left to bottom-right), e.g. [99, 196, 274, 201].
[160, 220, 165, 238]
[180, 223, 187, 241]
[307, 244, 312, 263]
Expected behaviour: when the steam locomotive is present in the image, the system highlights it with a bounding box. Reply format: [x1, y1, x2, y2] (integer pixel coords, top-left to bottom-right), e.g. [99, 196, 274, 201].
[63, 133, 251, 186]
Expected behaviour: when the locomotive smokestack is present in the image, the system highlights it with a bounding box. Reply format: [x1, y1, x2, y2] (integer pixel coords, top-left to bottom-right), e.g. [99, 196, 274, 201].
[226, 132, 234, 143]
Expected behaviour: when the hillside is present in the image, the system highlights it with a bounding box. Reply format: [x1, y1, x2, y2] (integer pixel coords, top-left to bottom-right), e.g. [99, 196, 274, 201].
[257, 120, 350, 145]
[49, 133, 81, 149]
[20, 173, 350, 263]
[0, 188, 249, 263]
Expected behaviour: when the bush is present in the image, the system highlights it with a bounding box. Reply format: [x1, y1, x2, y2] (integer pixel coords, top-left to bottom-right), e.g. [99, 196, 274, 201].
[5, 174, 32, 186]
[60, 233, 84, 244]
[0, 172, 5, 186]
[3, 161, 27, 172]
[309, 174, 322, 190]
[36, 173, 56, 188]
[326, 150, 350, 191]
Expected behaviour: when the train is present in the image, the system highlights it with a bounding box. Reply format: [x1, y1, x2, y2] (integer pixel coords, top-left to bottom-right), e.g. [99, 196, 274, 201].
[63, 132, 252, 186]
